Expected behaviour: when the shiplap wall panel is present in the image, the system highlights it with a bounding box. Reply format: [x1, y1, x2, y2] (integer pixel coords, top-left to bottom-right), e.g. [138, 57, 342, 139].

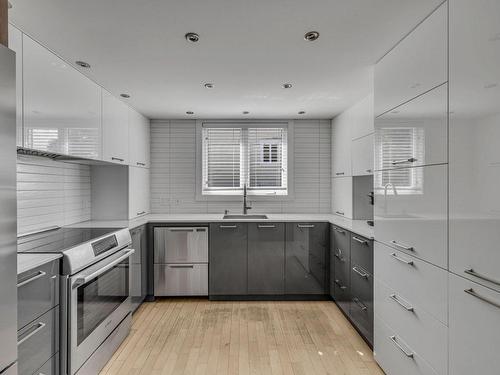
[150, 120, 331, 214]
[17, 155, 91, 234]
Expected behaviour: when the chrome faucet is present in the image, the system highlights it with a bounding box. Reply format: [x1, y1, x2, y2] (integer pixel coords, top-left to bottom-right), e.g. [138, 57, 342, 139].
[243, 184, 252, 215]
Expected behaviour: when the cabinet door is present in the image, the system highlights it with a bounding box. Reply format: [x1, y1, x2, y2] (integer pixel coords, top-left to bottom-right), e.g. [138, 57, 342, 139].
[128, 108, 150, 168]
[331, 115, 352, 177]
[128, 166, 149, 219]
[329, 225, 336, 298]
[209, 223, 247, 295]
[102, 90, 129, 164]
[332, 226, 351, 314]
[285, 223, 328, 295]
[350, 94, 374, 140]
[352, 133, 374, 176]
[449, 273, 500, 375]
[248, 223, 285, 294]
[23, 35, 101, 158]
[7, 24, 23, 147]
[374, 2, 447, 116]
[332, 177, 353, 218]
[449, 0, 500, 292]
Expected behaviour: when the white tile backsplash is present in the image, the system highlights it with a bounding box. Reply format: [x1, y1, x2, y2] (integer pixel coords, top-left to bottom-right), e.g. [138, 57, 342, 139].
[17, 155, 91, 234]
[150, 120, 331, 214]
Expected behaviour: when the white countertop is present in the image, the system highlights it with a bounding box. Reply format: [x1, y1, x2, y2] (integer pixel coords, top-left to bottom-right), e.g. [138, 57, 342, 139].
[70, 213, 374, 239]
[18, 253, 62, 275]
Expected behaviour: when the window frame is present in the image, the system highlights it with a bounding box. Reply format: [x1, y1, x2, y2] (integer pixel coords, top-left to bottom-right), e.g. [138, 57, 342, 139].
[195, 120, 294, 201]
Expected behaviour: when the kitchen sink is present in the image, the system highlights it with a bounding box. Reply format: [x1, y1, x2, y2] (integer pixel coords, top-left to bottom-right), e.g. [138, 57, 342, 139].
[223, 214, 269, 220]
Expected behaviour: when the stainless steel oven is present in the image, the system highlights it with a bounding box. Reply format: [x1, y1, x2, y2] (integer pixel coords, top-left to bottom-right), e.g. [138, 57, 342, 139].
[68, 247, 134, 374]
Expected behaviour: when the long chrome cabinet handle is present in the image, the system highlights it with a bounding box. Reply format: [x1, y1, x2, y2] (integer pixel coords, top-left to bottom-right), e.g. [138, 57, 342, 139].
[18, 322, 46, 346]
[389, 294, 414, 312]
[335, 211, 345, 216]
[389, 335, 414, 358]
[352, 297, 367, 311]
[464, 288, 500, 309]
[169, 265, 195, 269]
[17, 271, 47, 288]
[335, 172, 345, 176]
[352, 266, 369, 278]
[258, 225, 276, 228]
[297, 224, 315, 228]
[111, 157, 124, 162]
[390, 252, 414, 266]
[334, 280, 347, 290]
[392, 158, 417, 165]
[464, 269, 500, 287]
[219, 225, 237, 229]
[391, 240, 414, 251]
[352, 236, 368, 245]
[169, 228, 195, 232]
[136, 162, 146, 166]
[137, 211, 146, 216]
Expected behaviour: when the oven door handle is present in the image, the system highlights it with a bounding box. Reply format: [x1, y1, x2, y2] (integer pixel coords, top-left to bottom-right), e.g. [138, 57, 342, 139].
[73, 249, 135, 288]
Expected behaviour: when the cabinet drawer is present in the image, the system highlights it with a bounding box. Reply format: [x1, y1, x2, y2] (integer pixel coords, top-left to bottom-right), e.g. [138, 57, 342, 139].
[374, 164, 448, 268]
[18, 306, 59, 375]
[35, 353, 59, 375]
[154, 227, 208, 264]
[374, 2, 447, 116]
[350, 294, 373, 345]
[351, 263, 373, 304]
[350, 235, 373, 272]
[17, 260, 59, 330]
[374, 315, 438, 375]
[449, 273, 500, 375]
[154, 264, 208, 296]
[375, 279, 447, 375]
[374, 241, 447, 324]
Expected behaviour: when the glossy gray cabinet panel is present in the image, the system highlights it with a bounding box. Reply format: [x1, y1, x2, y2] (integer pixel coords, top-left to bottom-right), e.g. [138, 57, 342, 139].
[248, 223, 285, 295]
[329, 226, 336, 298]
[350, 235, 373, 276]
[209, 223, 248, 295]
[17, 260, 59, 330]
[285, 223, 328, 295]
[350, 261, 373, 345]
[332, 226, 351, 314]
[18, 306, 59, 375]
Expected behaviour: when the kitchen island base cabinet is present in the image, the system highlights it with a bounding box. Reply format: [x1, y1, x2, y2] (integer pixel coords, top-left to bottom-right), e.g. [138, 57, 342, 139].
[209, 223, 248, 296]
[248, 223, 285, 295]
[285, 223, 329, 295]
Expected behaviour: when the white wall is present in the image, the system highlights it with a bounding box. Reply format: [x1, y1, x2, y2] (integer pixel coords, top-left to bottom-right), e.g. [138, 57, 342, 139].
[150, 120, 331, 214]
[17, 155, 91, 234]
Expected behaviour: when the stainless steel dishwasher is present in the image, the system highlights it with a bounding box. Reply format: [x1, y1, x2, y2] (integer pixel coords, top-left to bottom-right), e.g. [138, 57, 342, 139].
[153, 227, 209, 296]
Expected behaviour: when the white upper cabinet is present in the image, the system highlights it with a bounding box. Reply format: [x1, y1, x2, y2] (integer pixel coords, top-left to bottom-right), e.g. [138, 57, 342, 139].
[352, 133, 374, 176]
[375, 83, 448, 171]
[350, 93, 374, 140]
[128, 108, 150, 168]
[102, 90, 129, 164]
[129, 166, 150, 219]
[331, 113, 352, 177]
[374, 2, 447, 116]
[22, 35, 101, 158]
[7, 24, 23, 147]
[449, 0, 500, 291]
[331, 177, 353, 219]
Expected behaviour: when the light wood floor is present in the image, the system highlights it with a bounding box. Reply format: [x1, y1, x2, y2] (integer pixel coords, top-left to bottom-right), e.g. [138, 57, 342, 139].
[100, 299, 384, 375]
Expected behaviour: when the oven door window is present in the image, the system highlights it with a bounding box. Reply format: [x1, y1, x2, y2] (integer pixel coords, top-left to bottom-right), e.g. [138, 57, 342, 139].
[77, 259, 129, 345]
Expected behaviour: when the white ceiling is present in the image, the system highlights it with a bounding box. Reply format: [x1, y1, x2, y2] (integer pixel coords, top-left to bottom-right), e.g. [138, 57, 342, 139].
[9, 0, 442, 120]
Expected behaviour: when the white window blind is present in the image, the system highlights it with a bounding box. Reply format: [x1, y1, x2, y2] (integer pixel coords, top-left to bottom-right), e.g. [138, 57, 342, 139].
[202, 125, 288, 195]
[375, 127, 424, 194]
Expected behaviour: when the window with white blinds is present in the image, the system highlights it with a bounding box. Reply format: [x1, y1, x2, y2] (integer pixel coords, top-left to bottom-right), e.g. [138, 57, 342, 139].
[374, 127, 424, 194]
[202, 125, 288, 195]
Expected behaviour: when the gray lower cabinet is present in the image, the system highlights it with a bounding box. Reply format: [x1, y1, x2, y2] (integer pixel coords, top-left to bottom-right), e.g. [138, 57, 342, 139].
[331, 225, 351, 314]
[209, 223, 248, 295]
[130, 225, 147, 312]
[285, 222, 329, 295]
[248, 223, 285, 295]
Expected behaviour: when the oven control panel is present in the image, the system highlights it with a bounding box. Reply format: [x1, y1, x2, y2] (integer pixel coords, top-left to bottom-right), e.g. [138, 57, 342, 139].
[92, 235, 118, 256]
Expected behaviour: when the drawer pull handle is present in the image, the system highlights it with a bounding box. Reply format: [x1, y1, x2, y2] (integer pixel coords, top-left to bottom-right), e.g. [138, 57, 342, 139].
[298, 224, 315, 228]
[464, 269, 500, 287]
[334, 248, 345, 262]
[334, 279, 347, 290]
[352, 297, 368, 311]
[464, 288, 500, 309]
[389, 294, 414, 312]
[17, 322, 46, 346]
[137, 211, 146, 216]
[335, 172, 345, 176]
[169, 265, 195, 269]
[335, 211, 345, 216]
[389, 335, 414, 358]
[334, 228, 345, 234]
[258, 225, 276, 229]
[390, 252, 414, 266]
[352, 236, 368, 245]
[391, 240, 414, 251]
[17, 271, 47, 288]
[169, 228, 195, 232]
[391, 158, 417, 165]
[111, 157, 124, 162]
[352, 266, 369, 278]
[219, 225, 237, 229]
[136, 162, 146, 166]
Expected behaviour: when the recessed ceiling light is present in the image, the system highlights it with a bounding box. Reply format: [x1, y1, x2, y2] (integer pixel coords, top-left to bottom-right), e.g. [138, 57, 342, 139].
[282, 83, 293, 89]
[243, 111, 250, 115]
[298, 111, 306, 115]
[186, 111, 194, 115]
[185, 32, 200, 43]
[75, 60, 91, 69]
[304, 31, 320, 42]
[204, 83, 214, 89]
[120, 93, 130, 98]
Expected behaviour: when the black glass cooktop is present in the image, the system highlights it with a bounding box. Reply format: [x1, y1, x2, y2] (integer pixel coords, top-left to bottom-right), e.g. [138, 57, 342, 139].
[17, 227, 121, 254]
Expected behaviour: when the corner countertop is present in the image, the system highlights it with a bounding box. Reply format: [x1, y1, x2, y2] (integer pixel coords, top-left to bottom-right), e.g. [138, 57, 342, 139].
[18, 253, 62, 275]
[69, 213, 374, 239]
